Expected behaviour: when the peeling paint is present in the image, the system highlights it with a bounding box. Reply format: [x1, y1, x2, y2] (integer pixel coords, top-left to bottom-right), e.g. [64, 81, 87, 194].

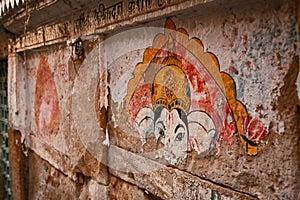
[121, 19, 268, 163]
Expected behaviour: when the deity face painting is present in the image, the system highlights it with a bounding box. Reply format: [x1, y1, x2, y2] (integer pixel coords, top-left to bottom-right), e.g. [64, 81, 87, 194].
[130, 52, 219, 163]
[149, 60, 191, 162]
[125, 19, 267, 163]
[154, 107, 188, 160]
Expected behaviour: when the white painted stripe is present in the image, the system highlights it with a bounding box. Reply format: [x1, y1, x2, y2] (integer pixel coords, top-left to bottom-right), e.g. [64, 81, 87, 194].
[0, 0, 26, 16]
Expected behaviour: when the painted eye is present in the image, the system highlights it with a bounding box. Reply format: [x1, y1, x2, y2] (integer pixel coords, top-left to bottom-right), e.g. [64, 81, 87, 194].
[175, 132, 184, 141]
[159, 128, 165, 138]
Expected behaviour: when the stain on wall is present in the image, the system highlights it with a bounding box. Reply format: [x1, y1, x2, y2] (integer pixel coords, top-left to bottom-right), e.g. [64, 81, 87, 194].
[34, 56, 60, 136]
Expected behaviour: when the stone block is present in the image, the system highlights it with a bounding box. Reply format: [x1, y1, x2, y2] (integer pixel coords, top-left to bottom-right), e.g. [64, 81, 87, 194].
[109, 145, 257, 200]
[28, 150, 79, 199]
[8, 129, 28, 200]
[109, 175, 155, 200]
[79, 179, 108, 200]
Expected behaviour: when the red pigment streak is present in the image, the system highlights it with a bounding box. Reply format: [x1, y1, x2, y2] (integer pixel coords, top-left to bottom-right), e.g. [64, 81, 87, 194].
[246, 61, 252, 69]
[229, 66, 239, 75]
[242, 115, 267, 143]
[175, 43, 236, 144]
[129, 84, 152, 127]
[35, 56, 60, 136]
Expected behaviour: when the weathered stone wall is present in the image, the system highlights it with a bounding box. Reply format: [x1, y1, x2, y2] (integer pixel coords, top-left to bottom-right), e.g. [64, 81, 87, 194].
[5, 0, 300, 199]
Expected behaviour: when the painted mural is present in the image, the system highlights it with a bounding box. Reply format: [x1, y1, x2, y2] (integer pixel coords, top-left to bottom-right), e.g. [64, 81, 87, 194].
[125, 19, 267, 163]
[35, 55, 60, 136]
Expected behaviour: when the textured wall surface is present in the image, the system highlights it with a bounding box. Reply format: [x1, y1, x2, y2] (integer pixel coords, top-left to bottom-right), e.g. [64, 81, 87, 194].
[0, 28, 8, 59]
[4, 0, 300, 199]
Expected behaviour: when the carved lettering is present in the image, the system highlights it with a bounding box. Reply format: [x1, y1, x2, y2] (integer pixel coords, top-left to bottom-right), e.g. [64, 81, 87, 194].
[97, 2, 123, 21]
[91, 0, 175, 25]
[128, 0, 135, 12]
[116, 2, 123, 15]
[128, 0, 151, 12]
